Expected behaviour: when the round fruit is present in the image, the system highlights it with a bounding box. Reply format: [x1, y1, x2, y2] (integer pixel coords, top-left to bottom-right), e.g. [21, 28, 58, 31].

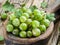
[32, 20, 40, 28]
[39, 25, 46, 32]
[26, 9, 32, 15]
[1, 13, 7, 20]
[6, 24, 13, 32]
[26, 19, 32, 25]
[9, 13, 16, 21]
[19, 23, 27, 31]
[22, 7, 27, 12]
[12, 18, 20, 27]
[27, 31, 32, 37]
[20, 16, 27, 23]
[33, 9, 40, 15]
[40, 11, 45, 15]
[32, 28, 41, 37]
[22, 13, 29, 18]
[12, 29, 19, 36]
[41, 19, 50, 27]
[34, 14, 43, 21]
[19, 31, 26, 38]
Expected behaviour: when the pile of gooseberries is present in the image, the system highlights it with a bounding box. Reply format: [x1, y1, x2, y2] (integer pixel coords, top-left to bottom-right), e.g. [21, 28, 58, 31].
[6, 7, 55, 38]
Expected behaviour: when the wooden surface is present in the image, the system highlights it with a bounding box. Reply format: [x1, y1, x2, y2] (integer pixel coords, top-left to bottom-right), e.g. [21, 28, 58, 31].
[57, 36, 60, 45]
[0, 0, 60, 45]
[47, 21, 60, 45]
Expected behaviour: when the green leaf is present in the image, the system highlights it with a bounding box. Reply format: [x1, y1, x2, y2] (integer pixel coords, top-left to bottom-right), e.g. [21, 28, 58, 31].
[0, 36, 4, 41]
[15, 9, 23, 18]
[46, 13, 55, 21]
[29, 6, 38, 12]
[2, 0, 15, 12]
[50, 13, 55, 17]
[41, 2, 48, 8]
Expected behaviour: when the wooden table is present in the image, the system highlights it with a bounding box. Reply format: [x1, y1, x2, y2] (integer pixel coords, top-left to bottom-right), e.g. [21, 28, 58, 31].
[0, 0, 60, 45]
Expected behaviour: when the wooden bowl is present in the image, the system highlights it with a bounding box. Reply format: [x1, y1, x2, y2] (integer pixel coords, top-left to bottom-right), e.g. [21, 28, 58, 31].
[2, 16, 54, 44]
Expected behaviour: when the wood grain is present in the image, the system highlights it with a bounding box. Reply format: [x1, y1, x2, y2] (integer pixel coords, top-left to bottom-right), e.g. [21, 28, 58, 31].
[0, 0, 60, 45]
[47, 21, 60, 45]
